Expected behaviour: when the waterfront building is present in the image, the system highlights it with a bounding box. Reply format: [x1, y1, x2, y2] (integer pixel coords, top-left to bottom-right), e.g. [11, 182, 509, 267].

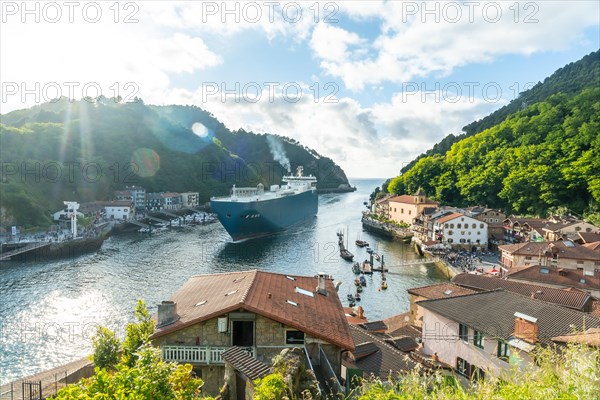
[388, 188, 438, 226]
[162, 192, 183, 210]
[126, 185, 147, 210]
[432, 213, 488, 250]
[180, 192, 200, 208]
[102, 200, 135, 221]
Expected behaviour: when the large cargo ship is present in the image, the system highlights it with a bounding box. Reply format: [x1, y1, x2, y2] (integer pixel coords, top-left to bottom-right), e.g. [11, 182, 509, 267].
[210, 166, 318, 241]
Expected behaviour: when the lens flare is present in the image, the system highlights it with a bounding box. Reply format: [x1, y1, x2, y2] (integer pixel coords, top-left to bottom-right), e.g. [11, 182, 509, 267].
[131, 148, 160, 177]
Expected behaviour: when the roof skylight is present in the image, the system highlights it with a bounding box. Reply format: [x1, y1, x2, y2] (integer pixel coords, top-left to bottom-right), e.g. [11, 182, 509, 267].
[295, 287, 314, 297]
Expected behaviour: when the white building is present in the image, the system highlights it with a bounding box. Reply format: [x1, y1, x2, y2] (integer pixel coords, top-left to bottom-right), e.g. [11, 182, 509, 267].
[180, 192, 200, 208]
[103, 201, 135, 221]
[433, 213, 488, 249]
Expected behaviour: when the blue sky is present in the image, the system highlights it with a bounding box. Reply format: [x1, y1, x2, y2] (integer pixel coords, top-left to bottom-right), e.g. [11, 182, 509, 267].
[2, 1, 599, 178]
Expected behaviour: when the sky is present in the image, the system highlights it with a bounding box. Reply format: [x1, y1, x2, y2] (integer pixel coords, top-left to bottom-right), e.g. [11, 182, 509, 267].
[1, 1, 599, 179]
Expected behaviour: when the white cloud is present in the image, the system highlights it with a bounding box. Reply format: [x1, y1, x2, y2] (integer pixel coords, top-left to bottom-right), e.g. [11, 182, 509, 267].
[313, 1, 600, 90]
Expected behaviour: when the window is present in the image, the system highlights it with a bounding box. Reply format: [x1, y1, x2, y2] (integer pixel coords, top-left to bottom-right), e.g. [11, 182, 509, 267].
[525, 256, 532, 260]
[480, 223, 484, 228]
[540, 268, 550, 274]
[472, 223, 476, 228]
[445, 223, 449, 228]
[474, 330, 484, 349]
[497, 341, 510, 361]
[471, 366, 485, 382]
[576, 260, 584, 264]
[285, 330, 305, 345]
[457, 357, 470, 376]
[460, 238, 466, 243]
[401, 208, 404, 213]
[447, 239, 454, 243]
[457, 223, 462, 229]
[409, 210, 411, 215]
[450, 224, 454, 229]
[459, 324, 468, 342]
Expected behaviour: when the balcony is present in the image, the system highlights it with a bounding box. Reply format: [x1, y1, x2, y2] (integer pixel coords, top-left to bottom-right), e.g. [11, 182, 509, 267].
[161, 345, 254, 365]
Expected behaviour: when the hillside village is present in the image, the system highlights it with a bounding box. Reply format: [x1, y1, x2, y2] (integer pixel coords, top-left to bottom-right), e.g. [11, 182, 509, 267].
[14, 188, 597, 399]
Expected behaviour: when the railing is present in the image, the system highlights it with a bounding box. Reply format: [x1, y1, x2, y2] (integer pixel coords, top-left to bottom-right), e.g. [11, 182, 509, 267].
[161, 345, 255, 365]
[318, 345, 344, 396]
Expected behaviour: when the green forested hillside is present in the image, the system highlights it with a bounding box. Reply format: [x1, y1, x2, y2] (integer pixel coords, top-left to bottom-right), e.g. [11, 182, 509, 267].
[387, 87, 600, 215]
[399, 50, 600, 175]
[0, 99, 350, 228]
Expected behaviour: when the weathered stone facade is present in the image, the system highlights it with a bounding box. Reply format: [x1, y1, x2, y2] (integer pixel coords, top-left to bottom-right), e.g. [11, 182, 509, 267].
[153, 311, 345, 397]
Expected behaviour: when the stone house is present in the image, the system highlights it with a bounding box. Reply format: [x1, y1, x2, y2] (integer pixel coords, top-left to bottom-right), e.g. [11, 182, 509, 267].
[150, 270, 354, 397]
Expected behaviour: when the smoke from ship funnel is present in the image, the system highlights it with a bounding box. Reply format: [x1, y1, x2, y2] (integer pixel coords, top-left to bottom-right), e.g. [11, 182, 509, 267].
[266, 135, 291, 173]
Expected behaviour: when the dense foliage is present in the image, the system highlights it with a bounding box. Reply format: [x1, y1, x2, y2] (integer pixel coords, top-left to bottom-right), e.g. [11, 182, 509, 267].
[53, 345, 209, 400]
[354, 344, 600, 400]
[0, 99, 350, 228]
[53, 300, 211, 400]
[387, 87, 600, 215]
[400, 50, 599, 174]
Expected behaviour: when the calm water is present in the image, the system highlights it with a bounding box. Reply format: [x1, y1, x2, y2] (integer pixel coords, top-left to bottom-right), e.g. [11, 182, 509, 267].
[0, 179, 446, 384]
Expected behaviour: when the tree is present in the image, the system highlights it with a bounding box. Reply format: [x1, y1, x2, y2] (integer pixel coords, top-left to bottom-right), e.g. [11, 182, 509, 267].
[91, 326, 120, 370]
[122, 300, 155, 367]
[52, 346, 209, 400]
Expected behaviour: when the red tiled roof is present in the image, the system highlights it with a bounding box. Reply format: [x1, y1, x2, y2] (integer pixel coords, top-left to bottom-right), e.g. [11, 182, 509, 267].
[499, 241, 600, 261]
[435, 213, 464, 224]
[551, 328, 600, 347]
[407, 283, 477, 300]
[452, 273, 591, 310]
[584, 242, 600, 252]
[506, 265, 600, 291]
[152, 270, 354, 351]
[577, 231, 600, 244]
[388, 195, 438, 205]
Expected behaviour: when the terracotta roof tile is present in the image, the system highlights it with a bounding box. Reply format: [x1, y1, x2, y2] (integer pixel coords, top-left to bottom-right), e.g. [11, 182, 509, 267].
[435, 213, 464, 224]
[388, 195, 438, 205]
[152, 270, 354, 351]
[551, 328, 600, 347]
[577, 231, 600, 244]
[499, 241, 600, 261]
[452, 273, 591, 310]
[407, 283, 477, 300]
[506, 265, 600, 291]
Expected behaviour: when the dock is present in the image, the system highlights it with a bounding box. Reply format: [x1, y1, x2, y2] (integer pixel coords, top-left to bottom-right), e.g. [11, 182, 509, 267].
[0, 242, 51, 261]
[0, 357, 93, 400]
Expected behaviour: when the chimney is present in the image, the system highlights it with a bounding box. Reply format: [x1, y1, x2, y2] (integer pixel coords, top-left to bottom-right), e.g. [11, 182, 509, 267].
[357, 306, 364, 320]
[316, 272, 327, 295]
[157, 300, 178, 328]
[513, 312, 538, 343]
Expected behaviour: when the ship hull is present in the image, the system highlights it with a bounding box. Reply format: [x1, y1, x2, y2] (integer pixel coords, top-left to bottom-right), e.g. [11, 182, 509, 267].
[211, 190, 318, 241]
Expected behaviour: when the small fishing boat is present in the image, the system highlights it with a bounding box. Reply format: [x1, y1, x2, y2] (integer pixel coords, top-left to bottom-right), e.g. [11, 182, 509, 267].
[374, 254, 380, 261]
[340, 249, 354, 261]
[356, 285, 363, 293]
[352, 262, 361, 274]
[380, 281, 388, 290]
[355, 239, 369, 247]
[347, 294, 355, 301]
[354, 278, 361, 286]
[354, 292, 361, 301]
[349, 299, 356, 307]
[359, 275, 367, 287]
